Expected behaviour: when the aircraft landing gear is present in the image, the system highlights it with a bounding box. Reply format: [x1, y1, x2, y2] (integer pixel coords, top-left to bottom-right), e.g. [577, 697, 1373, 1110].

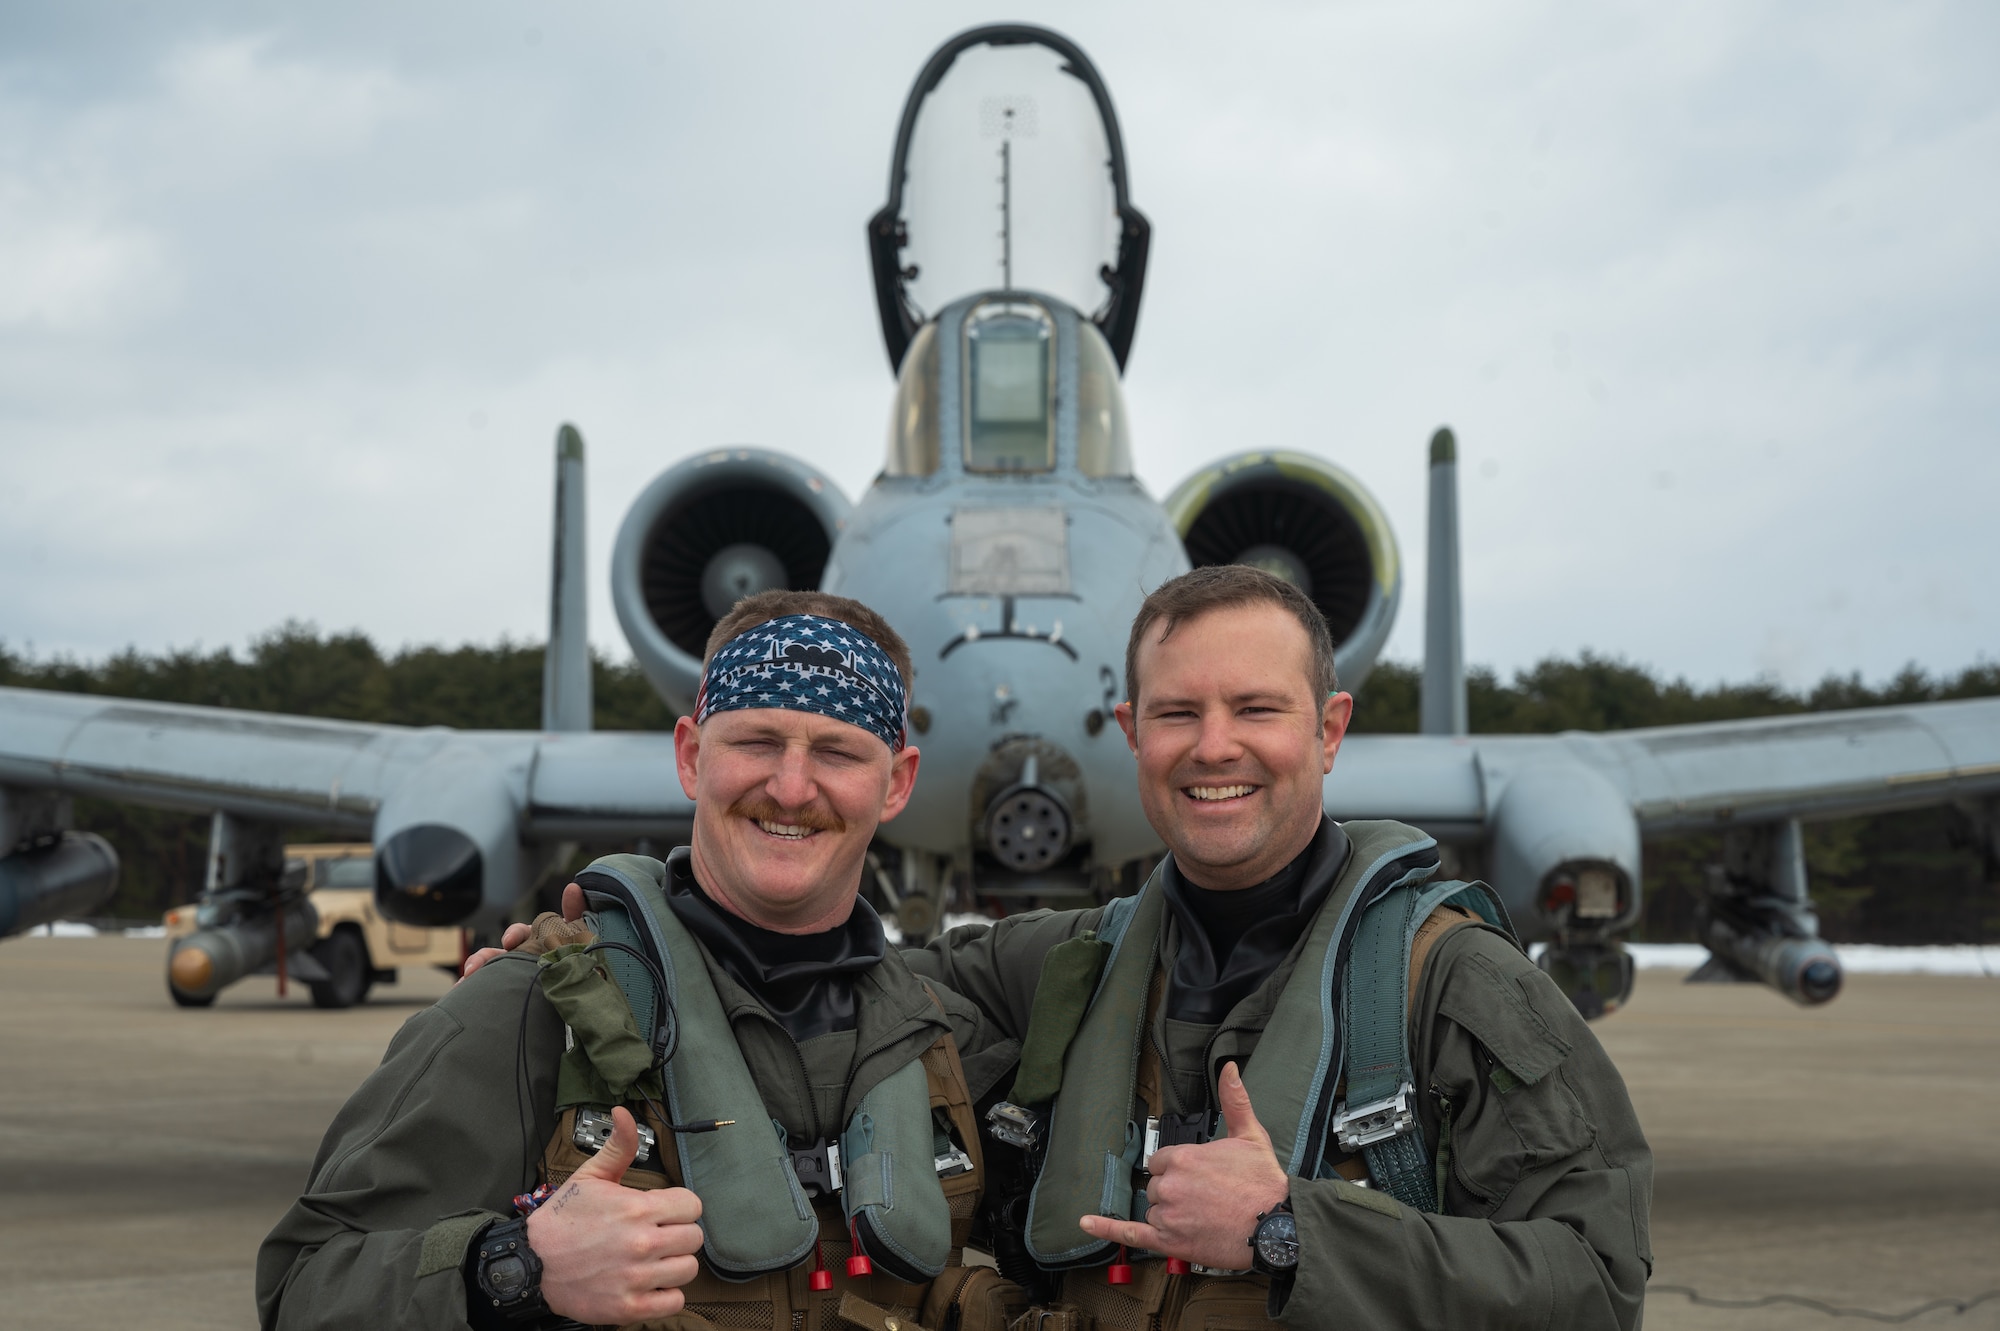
[1537, 941, 1636, 1020]
[893, 849, 947, 945]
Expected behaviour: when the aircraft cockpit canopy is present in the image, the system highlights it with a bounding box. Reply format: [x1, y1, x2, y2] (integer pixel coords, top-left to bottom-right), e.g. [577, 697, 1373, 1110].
[965, 302, 1053, 472]
[884, 300, 1132, 480]
[869, 25, 1150, 375]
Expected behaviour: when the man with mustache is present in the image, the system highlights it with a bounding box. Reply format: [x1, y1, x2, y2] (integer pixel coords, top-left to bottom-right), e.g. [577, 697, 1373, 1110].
[258, 592, 1022, 1331]
[472, 568, 1652, 1329]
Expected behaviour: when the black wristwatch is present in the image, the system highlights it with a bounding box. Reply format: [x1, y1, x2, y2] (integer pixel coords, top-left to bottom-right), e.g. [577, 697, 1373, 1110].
[1249, 1198, 1299, 1276]
[471, 1216, 555, 1326]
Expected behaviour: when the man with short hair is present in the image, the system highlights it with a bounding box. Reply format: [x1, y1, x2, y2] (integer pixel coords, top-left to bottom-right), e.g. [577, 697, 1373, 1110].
[908, 566, 1653, 1329]
[258, 591, 1021, 1331]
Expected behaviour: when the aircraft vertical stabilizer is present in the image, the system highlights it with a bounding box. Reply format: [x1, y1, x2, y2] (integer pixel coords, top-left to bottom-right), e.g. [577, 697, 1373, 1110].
[1421, 427, 1467, 736]
[543, 424, 592, 733]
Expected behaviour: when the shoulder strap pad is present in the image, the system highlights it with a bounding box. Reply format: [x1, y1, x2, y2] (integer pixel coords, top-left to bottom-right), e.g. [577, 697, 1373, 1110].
[1095, 889, 1143, 953]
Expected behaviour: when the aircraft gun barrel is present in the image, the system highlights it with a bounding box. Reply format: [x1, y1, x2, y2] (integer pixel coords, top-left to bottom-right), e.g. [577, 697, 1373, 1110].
[0, 832, 120, 938]
[168, 899, 321, 1001]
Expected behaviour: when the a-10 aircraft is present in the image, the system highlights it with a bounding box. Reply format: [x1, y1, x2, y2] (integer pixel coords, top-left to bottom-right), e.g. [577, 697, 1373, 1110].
[3, 25, 1998, 1018]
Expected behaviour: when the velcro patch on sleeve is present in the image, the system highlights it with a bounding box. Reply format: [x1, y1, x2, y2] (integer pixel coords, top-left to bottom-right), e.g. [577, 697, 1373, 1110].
[416, 1209, 501, 1278]
[1335, 1179, 1404, 1219]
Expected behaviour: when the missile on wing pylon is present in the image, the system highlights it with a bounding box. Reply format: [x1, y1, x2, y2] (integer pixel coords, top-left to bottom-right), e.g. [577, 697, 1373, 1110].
[0, 832, 120, 938]
[1691, 892, 1844, 1005]
[1687, 819, 1843, 1005]
[166, 892, 321, 1007]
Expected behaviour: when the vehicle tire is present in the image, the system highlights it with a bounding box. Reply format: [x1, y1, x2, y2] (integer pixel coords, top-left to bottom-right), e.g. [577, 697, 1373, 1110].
[308, 928, 372, 1009]
[168, 983, 216, 1008]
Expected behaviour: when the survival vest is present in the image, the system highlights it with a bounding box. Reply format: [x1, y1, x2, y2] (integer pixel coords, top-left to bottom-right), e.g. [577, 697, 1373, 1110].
[533, 853, 1027, 1331]
[1013, 821, 1511, 1327]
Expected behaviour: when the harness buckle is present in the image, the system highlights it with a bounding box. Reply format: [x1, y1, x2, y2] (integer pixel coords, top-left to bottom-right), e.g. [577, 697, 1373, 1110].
[1332, 1081, 1417, 1153]
[791, 1139, 843, 1196]
[1141, 1110, 1212, 1170]
[985, 1101, 1043, 1152]
[573, 1107, 659, 1170]
[934, 1144, 975, 1178]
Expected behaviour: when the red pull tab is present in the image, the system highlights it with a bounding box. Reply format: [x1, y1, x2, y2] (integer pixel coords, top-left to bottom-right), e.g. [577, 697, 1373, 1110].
[1166, 1257, 1191, 1276]
[846, 1217, 873, 1277]
[1107, 1246, 1133, 1285]
[810, 1239, 833, 1291]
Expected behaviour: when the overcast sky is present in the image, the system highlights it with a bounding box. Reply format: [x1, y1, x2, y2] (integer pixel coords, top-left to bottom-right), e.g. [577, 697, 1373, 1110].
[2, 1, 1994, 691]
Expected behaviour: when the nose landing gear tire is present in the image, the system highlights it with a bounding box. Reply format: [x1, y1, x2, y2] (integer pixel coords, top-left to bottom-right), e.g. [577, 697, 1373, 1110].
[894, 892, 939, 944]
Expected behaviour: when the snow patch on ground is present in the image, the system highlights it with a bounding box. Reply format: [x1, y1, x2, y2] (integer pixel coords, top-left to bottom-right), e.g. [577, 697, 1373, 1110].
[31, 922, 166, 939]
[1530, 941, 1997, 976]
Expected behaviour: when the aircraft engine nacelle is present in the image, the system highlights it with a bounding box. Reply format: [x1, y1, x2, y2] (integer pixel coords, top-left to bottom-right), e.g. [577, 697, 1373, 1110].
[1162, 452, 1401, 691]
[1487, 758, 1643, 1018]
[1488, 759, 1642, 940]
[371, 743, 524, 931]
[612, 448, 853, 715]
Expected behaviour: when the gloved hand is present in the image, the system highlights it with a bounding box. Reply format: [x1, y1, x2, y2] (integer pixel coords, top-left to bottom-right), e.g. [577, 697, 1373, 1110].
[461, 883, 587, 979]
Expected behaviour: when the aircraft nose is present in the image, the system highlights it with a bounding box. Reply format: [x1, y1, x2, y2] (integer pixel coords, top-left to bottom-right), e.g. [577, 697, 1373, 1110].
[374, 825, 483, 927]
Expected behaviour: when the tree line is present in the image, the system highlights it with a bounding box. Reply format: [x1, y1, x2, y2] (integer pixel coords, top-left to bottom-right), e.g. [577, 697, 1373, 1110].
[4, 625, 1995, 944]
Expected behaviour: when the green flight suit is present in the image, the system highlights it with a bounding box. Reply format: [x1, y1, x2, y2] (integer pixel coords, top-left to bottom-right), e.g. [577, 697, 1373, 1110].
[904, 820, 1653, 1331]
[255, 929, 1019, 1331]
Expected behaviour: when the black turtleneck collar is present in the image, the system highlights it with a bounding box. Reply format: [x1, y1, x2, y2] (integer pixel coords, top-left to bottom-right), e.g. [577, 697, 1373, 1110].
[662, 849, 886, 1043]
[1161, 818, 1351, 1024]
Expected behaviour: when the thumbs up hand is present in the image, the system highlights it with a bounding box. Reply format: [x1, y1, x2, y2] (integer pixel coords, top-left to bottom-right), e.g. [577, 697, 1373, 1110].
[1078, 1063, 1290, 1271]
[526, 1107, 706, 1325]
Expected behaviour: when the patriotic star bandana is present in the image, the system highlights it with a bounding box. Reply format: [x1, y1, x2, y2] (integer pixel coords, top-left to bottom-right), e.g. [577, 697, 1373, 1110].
[694, 614, 908, 751]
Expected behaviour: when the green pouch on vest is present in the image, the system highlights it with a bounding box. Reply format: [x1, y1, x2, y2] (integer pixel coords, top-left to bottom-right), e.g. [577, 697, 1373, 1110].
[537, 942, 661, 1106]
[1008, 931, 1109, 1106]
[1024, 877, 1164, 1267]
[842, 1058, 952, 1282]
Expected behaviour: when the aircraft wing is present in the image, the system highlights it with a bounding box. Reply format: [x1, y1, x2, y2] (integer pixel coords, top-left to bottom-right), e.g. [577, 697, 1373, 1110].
[1327, 696, 2000, 834]
[1558, 697, 2000, 832]
[1327, 697, 2000, 1001]
[0, 685, 693, 841]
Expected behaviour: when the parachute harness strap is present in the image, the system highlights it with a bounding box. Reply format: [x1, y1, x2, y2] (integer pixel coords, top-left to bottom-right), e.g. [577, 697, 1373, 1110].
[1334, 877, 1490, 1212]
[1335, 881, 1431, 1210]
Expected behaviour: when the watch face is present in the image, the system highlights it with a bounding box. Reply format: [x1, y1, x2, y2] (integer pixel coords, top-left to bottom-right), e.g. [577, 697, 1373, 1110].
[1255, 1211, 1299, 1271]
[486, 1253, 529, 1300]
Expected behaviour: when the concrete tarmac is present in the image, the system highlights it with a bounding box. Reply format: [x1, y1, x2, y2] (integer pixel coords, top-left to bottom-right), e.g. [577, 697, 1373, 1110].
[1, 936, 1994, 1330]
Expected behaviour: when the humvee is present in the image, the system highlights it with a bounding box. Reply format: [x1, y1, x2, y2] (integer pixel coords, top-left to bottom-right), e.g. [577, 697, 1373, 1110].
[163, 843, 466, 1008]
